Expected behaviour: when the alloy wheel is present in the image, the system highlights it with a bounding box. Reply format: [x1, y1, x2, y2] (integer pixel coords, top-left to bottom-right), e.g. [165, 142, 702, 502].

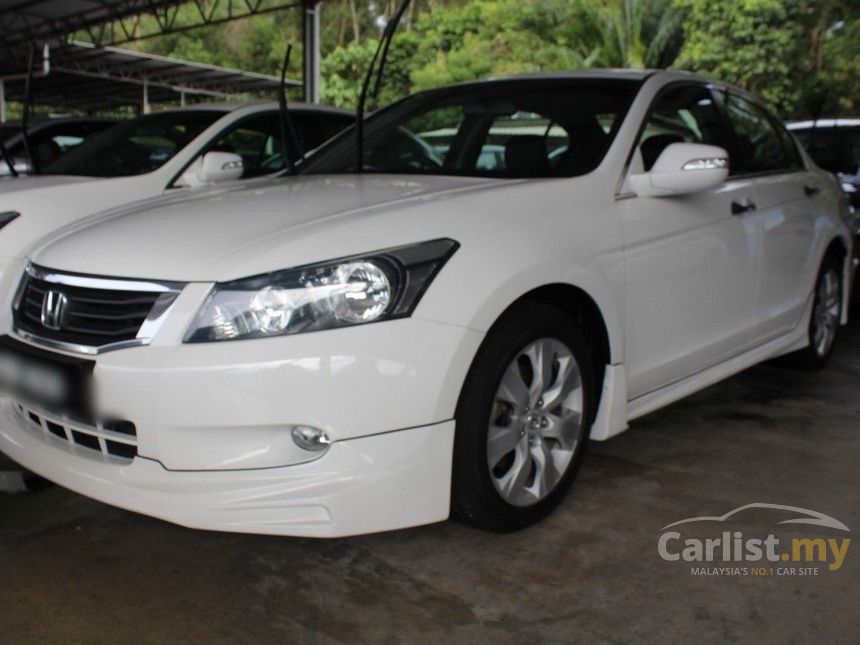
[487, 338, 585, 507]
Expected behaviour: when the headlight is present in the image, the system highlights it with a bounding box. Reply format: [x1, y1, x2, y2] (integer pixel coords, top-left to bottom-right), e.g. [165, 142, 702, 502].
[185, 238, 459, 342]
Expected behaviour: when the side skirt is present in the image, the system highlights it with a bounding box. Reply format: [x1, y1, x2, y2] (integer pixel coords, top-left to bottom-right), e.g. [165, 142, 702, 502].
[590, 298, 815, 442]
[626, 325, 809, 424]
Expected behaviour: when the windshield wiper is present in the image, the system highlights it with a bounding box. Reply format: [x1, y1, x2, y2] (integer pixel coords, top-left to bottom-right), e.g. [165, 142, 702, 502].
[0, 140, 17, 177]
[278, 44, 304, 174]
[355, 0, 412, 172]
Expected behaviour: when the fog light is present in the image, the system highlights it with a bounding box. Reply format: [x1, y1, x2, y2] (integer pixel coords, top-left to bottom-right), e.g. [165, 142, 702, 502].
[291, 425, 331, 452]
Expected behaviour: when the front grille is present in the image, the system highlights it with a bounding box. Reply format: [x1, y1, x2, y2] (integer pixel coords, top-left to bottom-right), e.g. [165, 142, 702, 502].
[14, 266, 181, 350]
[16, 402, 138, 461]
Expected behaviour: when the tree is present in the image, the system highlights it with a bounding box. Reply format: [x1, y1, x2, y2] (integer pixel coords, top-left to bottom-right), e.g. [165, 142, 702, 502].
[581, 0, 684, 68]
[673, 0, 859, 118]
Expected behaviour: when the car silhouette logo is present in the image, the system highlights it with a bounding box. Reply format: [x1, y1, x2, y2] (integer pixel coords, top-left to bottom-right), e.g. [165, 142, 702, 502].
[41, 290, 68, 331]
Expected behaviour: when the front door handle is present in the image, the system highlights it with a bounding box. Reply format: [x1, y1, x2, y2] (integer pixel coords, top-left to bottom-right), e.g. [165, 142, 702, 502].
[804, 184, 821, 197]
[731, 200, 757, 216]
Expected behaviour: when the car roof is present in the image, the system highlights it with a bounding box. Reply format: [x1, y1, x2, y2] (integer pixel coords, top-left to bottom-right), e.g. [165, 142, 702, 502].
[400, 69, 752, 103]
[153, 101, 353, 117]
[436, 69, 656, 92]
[787, 118, 860, 130]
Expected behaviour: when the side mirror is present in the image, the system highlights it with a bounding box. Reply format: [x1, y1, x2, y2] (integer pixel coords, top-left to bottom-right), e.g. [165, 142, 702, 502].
[196, 151, 244, 185]
[630, 143, 729, 197]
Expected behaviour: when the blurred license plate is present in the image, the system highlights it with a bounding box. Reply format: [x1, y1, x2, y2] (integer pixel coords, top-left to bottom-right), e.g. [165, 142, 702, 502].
[0, 336, 94, 418]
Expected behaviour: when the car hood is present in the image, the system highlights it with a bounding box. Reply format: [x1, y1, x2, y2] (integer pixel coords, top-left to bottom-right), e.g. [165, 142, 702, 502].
[0, 174, 95, 194]
[32, 174, 508, 282]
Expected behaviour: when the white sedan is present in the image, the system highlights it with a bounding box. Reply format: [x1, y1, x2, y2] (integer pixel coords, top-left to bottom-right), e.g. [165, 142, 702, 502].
[0, 71, 853, 537]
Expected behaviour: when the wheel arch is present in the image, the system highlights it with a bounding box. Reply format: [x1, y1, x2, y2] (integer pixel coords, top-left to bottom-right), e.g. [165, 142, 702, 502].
[823, 235, 848, 265]
[505, 284, 613, 382]
[468, 279, 623, 416]
[468, 272, 624, 369]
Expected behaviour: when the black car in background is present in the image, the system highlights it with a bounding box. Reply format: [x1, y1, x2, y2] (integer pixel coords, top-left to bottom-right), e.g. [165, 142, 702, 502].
[789, 118, 860, 210]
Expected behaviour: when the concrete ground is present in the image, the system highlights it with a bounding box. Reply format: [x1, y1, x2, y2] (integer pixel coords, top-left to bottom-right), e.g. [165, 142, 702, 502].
[1, 296, 858, 644]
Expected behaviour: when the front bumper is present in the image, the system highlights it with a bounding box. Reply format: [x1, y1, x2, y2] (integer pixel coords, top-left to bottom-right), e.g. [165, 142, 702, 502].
[0, 313, 483, 536]
[70, 317, 482, 471]
[0, 401, 456, 537]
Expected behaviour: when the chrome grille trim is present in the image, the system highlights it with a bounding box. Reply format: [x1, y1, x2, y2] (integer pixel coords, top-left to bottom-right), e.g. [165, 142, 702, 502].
[13, 263, 185, 356]
[27, 264, 183, 293]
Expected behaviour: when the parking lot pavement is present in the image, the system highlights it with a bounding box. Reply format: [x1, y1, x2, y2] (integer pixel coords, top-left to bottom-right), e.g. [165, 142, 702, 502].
[1, 297, 858, 643]
[0, 453, 28, 494]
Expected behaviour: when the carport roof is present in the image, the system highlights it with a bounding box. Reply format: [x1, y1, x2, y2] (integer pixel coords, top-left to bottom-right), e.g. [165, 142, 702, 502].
[0, 40, 298, 111]
[0, 1, 187, 49]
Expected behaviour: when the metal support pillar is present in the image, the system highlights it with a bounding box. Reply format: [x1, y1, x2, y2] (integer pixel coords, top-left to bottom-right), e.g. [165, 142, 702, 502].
[142, 75, 150, 114]
[303, 1, 322, 104]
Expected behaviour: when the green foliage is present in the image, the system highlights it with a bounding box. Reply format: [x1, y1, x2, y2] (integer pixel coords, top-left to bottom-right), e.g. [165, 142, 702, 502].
[674, 0, 808, 114]
[674, 0, 860, 117]
[320, 34, 418, 110]
[580, 0, 685, 68]
[812, 13, 860, 115]
[81, 0, 856, 120]
[409, 1, 595, 91]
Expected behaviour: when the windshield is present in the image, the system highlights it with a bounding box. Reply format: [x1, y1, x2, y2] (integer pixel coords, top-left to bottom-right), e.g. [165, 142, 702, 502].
[302, 79, 638, 178]
[42, 111, 223, 177]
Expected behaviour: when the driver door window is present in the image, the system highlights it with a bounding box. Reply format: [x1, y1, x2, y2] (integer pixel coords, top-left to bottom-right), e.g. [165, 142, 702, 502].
[636, 85, 729, 171]
[723, 93, 790, 175]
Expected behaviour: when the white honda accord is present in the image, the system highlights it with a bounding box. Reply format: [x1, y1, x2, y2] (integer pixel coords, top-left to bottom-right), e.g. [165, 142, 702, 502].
[0, 71, 853, 537]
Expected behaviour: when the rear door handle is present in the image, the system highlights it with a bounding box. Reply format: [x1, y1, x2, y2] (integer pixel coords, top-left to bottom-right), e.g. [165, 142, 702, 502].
[804, 184, 821, 197]
[731, 200, 757, 216]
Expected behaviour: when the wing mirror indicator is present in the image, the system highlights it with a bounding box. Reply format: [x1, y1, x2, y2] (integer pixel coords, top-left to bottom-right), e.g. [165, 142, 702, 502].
[220, 159, 243, 172]
[682, 157, 728, 171]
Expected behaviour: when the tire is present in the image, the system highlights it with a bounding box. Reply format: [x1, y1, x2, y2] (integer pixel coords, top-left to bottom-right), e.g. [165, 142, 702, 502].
[451, 302, 596, 532]
[780, 256, 844, 371]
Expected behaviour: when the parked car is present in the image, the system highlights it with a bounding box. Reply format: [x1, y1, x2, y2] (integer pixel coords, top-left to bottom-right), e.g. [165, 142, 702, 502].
[0, 102, 353, 293]
[0, 117, 119, 176]
[788, 118, 860, 213]
[0, 71, 853, 538]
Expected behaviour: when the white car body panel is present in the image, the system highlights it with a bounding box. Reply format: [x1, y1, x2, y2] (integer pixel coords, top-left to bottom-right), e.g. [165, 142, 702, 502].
[0, 71, 853, 537]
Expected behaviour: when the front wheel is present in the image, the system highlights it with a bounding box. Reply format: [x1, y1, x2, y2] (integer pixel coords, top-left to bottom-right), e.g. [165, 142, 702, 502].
[451, 302, 595, 532]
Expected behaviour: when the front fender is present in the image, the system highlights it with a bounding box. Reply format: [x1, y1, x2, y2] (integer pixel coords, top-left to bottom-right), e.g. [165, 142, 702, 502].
[415, 259, 627, 365]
